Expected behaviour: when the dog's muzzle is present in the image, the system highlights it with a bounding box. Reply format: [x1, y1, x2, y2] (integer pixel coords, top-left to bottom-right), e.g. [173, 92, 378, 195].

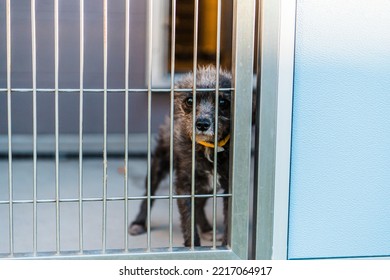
[196, 118, 211, 132]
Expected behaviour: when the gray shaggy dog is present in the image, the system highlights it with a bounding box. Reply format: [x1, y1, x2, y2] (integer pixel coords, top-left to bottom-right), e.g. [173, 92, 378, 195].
[129, 65, 232, 247]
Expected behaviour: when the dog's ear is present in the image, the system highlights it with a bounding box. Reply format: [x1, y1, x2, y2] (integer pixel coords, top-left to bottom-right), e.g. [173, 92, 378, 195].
[174, 71, 194, 90]
[218, 68, 232, 89]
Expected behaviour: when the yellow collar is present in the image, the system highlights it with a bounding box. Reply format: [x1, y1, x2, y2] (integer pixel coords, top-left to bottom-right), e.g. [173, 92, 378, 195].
[196, 134, 230, 149]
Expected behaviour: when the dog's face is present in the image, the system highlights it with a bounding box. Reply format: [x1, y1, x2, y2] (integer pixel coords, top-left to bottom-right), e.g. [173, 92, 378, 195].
[174, 66, 232, 144]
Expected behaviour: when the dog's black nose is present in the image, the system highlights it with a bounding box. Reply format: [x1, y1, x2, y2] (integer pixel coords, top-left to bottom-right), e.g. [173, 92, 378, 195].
[196, 118, 211, 132]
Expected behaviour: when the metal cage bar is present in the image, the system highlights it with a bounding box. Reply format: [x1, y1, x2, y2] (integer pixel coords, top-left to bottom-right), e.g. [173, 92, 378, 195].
[6, 0, 14, 257]
[168, 0, 177, 251]
[78, 0, 85, 254]
[190, 0, 200, 250]
[0, 88, 234, 94]
[0, 194, 232, 206]
[102, 0, 108, 253]
[54, 0, 61, 255]
[146, 0, 154, 251]
[212, 0, 222, 249]
[124, 0, 130, 253]
[31, 0, 38, 256]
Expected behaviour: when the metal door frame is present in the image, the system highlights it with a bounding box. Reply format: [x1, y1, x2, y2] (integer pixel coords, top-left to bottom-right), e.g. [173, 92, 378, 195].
[253, 0, 296, 260]
[1, 0, 256, 260]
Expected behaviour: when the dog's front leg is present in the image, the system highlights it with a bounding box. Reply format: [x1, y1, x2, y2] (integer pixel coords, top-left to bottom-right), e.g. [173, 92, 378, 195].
[177, 194, 201, 247]
[128, 142, 169, 235]
[195, 197, 212, 234]
[222, 195, 229, 246]
[221, 176, 230, 246]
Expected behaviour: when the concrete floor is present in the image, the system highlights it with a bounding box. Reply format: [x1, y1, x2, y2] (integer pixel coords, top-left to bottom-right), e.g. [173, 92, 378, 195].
[0, 157, 225, 255]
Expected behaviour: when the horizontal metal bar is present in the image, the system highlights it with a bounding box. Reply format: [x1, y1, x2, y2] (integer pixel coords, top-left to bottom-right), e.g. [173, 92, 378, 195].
[0, 88, 234, 94]
[0, 193, 232, 205]
[0, 247, 238, 260]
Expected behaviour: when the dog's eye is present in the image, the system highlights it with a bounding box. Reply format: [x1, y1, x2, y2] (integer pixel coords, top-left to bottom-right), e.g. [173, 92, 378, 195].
[219, 98, 229, 109]
[185, 97, 193, 107]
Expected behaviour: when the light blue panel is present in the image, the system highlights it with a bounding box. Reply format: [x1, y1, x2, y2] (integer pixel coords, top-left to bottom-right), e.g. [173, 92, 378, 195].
[289, 0, 390, 259]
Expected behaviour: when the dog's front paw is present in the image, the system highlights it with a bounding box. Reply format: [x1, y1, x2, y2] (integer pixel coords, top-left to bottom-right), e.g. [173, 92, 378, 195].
[128, 223, 146, 236]
[200, 230, 223, 242]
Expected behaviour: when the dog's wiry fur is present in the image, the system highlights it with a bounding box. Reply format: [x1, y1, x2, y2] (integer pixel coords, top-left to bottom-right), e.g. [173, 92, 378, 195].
[128, 65, 232, 247]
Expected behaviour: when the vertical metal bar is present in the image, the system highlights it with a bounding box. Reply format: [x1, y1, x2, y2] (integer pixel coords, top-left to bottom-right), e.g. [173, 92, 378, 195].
[191, 0, 199, 250]
[78, 0, 84, 254]
[230, 0, 255, 259]
[212, 0, 222, 249]
[146, 0, 153, 251]
[54, 0, 60, 254]
[31, 0, 38, 256]
[168, 0, 177, 250]
[252, 0, 262, 258]
[102, 0, 108, 253]
[6, 0, 13, 257]
[124, 0, 130, 253]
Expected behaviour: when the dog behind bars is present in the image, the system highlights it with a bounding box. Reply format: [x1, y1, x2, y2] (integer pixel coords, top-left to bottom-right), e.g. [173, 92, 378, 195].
[128, 65, 232, 247]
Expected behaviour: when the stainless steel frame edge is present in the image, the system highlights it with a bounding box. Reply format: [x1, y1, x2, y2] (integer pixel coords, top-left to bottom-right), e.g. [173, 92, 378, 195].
[253, 0, 296, 260]
[230, 0, 256, 260]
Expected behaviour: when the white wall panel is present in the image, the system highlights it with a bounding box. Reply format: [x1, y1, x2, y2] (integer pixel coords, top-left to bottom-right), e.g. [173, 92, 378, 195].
[289, 0, 390, 259]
